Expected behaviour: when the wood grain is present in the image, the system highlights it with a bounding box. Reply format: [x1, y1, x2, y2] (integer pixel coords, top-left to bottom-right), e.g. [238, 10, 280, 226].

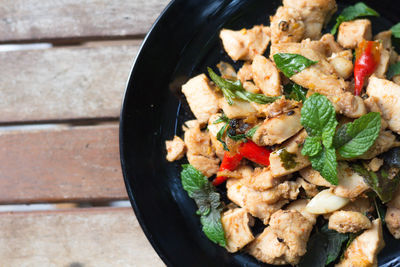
[0, 0, 169, 43]
[0, 207, 164, 266]
[0, 43, 139, 123]
[0, 124, 127, 204]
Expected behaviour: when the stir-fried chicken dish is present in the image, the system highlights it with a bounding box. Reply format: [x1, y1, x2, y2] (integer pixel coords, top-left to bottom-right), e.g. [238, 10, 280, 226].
[165, 1, 400, 266]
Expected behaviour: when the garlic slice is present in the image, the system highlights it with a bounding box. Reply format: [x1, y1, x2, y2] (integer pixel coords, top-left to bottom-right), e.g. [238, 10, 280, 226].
[306, 189, 350, 214]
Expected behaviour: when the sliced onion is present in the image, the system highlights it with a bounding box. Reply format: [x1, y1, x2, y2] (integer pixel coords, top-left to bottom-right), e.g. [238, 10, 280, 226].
[306, 189, 350, 214]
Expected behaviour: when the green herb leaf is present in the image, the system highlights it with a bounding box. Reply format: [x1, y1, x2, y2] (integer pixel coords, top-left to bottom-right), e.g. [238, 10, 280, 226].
[245, 125, 259, 138]
[387, 62, 400, 79]
[216, 123, 229, 151]
[213, 113, 229, 124]
[302, 136, 322, 157]
[373, 196, 387, 224]
[278, 149, 298, 170]
[227, 132, 246, 141]
[333, 112, 381, 159]
[284, 83, 308, 102]
[310, 146, 338, 185]
[331, 2, 379, 35]
[273, 53, 318, 78]
[321, 225, 349, 265]
[208, 67, 279, 105]
[391, 22, 400, 39]
[351, 163, 400, 203]
[180, 164, 226, 247]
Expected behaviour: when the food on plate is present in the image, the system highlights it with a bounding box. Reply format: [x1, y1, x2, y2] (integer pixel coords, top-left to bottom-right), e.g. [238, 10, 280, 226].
[165, 1, 400, 265]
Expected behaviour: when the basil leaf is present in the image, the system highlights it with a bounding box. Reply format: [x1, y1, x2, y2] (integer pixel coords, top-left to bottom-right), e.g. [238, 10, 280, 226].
[373, 196, 386, 224]
[245, 125, 259, 138]
[331, 2, 379, 35]
[351, 163, 400, 203]
[180, 164, 226, 247]
[284, 83, 308, 102]
[310, 146, 338, 185]
[273, 53, 318, 77]
[387, 62, 400, 79]
[227, 132, 246, 141]
[333, 112, 381, 158]
[213, 113, 229, 124]
[321, 225, 349, 265]
[208, 67, 279, 105]
[216, 123, 229, 151]
[391, 22, 400, 39]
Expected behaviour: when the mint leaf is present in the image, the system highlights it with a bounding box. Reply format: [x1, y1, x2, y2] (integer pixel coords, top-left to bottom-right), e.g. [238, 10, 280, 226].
[180, 165, 226, 247]
[391, 22, 400, 38]
[208, 67, 279, 105]
[333, 112, 381, 158]
[284, 83, 308, 102]
[310, 147, 338, 185]
[302, 136, 322, 157]
[387, 62, 400, 79]
[273, 53, 318, 78]
[331, 2, 379, 35]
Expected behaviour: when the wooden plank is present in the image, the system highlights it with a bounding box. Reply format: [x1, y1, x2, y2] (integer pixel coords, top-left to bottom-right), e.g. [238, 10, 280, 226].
[0, 43, 139, 123]
[0, 124, 127, 204]
[0, 0, 169, 43]
[0, 207, 164, 266]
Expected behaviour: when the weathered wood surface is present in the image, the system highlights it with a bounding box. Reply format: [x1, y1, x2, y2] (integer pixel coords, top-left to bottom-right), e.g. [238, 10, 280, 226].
[0, 0, 170, 43]
[0, 124, 127, 204]
[0, 43, 139, 123]
[0, 207, 164, 266]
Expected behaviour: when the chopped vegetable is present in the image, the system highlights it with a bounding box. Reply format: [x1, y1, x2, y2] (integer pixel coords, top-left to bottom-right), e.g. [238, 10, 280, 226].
[353, 40, 380, 96]
[331, 2, 379, 35]
[283, 83, 308, 102]
[213, 152, 243, 186]
[181, 164, 226, 246]
[239, 140, 271, 166]
[273, 53, 318, 78]
[387, 62, 400, 79]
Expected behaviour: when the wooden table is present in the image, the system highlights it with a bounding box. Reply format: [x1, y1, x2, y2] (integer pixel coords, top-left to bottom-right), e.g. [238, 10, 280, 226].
[0, 1, 168, 265]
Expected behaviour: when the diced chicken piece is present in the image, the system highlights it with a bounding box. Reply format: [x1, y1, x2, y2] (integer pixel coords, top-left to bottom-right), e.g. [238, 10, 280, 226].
[269, 129, 311, 178]
[333, 162, 370, 199]
[248, 210, 314, 265]
[208, 114, 226, 159]
[337, 219, 385, 267]
[270, 6, 306, 44]
[257, 97, 300, 118]
[364, 96, 389, 129]
[251, 55, 282, 96]
[219, 98, 258, 119]
[385, 207, 400, 239]
[337, 19, 372, 49]
[216, 61, 237, 80]
[184, 122, 220, 177]
[328, 211, 372, 233]
[283, 0, 337, 40]
[374, 30, 392, 50]
[181, 74, 220, 124]
[286, 199, 318, 224]
[221, 208, 255, 252]
[220, 25, 271, 61]
[320, 33, 343, 55]
[367, 76, 400, 134]
[358, 130, 397, 160]
[300, 38, 328, 57]
[241, 167, 282, 191]
[341, 197, 374, 215]
[300, 166, 332, 187]
[252, 108, 302, 146]
[328, 52, 354, 79]
[237, 62, 253, 83]
[242, 81, 260, 94]
[329, 92, 367, 118]
[218, 165, 253, 180]
[296, 177, 319, 198]
[374, 46, 390, 78]
[368, 157, 384, 172]
[165, 136, 186, 162]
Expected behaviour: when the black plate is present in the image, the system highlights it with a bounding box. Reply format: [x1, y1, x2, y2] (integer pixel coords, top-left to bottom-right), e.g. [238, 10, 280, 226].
[120, 0, 400, 266]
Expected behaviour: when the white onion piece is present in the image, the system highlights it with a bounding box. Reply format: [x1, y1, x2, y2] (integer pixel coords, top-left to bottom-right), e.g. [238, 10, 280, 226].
[306, 189, 350, 214]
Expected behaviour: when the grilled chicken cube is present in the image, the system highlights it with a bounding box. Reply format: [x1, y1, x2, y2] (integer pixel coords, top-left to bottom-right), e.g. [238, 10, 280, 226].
[181, 74, 220, 124]
[337, 19, 372, 49]
[251, 55, 282, 96]
[237, 63, 254, 84]
[165, 136, 186, 162]
[219, 98, 258, 119]
[328, 51, 354, 79]
[270, 6, 305, 44]
[220, 25, 271, 61]
[221, 208, 255, 253]
[386, 187, 400, 239]
[320, 33, 344, 55]
[248, 210, 314, 265]
[337, 219, 385, 267]
[286, 199, 318, 224]
[300, 166, 333, 187]
[328, 211, 372, 233]
[241, 167, 282, 191]
[333, 162, 370, 199]
[374, 45, 390, 78]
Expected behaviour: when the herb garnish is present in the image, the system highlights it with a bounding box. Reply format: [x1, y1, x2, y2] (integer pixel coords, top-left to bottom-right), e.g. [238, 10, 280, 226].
[284, 83, 308, 102]
[181, 164, 226, 247]
[387, 62, 400, 79]
[278, 149, 297, 170]
[391, 22, 400, 39]
[331, 2, 379, 35]
[273, 53, 318, 78]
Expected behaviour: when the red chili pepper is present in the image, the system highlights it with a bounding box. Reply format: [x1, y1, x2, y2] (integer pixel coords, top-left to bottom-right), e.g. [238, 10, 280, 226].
[212, 152, 243, 186]
[239, 140, 271, 166]
[354, 40, 380, 96]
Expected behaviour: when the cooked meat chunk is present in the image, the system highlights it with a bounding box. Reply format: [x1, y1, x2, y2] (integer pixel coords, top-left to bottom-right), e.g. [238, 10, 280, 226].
[366, 76, 400, 134]
[364, 96, 390, 129]
[269, 129, 311, 178]
[374, 45, 390, 78]
[241, 167, 282, 191]
[296, 177, 319, 198]
[386, 207, 400, 239]
[368, 157, 384, 172]
[248, 210, 314, 265]
[374, 30, 392, 50]
[320, 33, 343, 55]
[184, 122, 219, 177]
[328, 211, 372, 233]
[221, 208, 255, 252]
[329, 92, 367, 118]
[216, 61, 237, 80]
[328, 52, 354, 79]
[181, 74, 220, 124]
[237, 63, 253, 83]
[207, 114, 226, 159]
[270, 6, 305, 44]
[358, 130, 398, 160]
[257, 97, 300, 118]
[337, 19, 372, 49]
[283, 0, 337, 40]
[251, 55, 282, 96]
[165, 136, 186, 162]
[333, 162, 370, 199]
[337, 219, 385, 267]
[252, 108, 302, 146]
[243, 81, 261, 94]
[220, 25, 271, 61]
[218, 166, 253, 180]
[300, 166, 332, 187]
[286, 199, 318, 224]
[341, 198, 374, 215]
[219, 98, 258, 119]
